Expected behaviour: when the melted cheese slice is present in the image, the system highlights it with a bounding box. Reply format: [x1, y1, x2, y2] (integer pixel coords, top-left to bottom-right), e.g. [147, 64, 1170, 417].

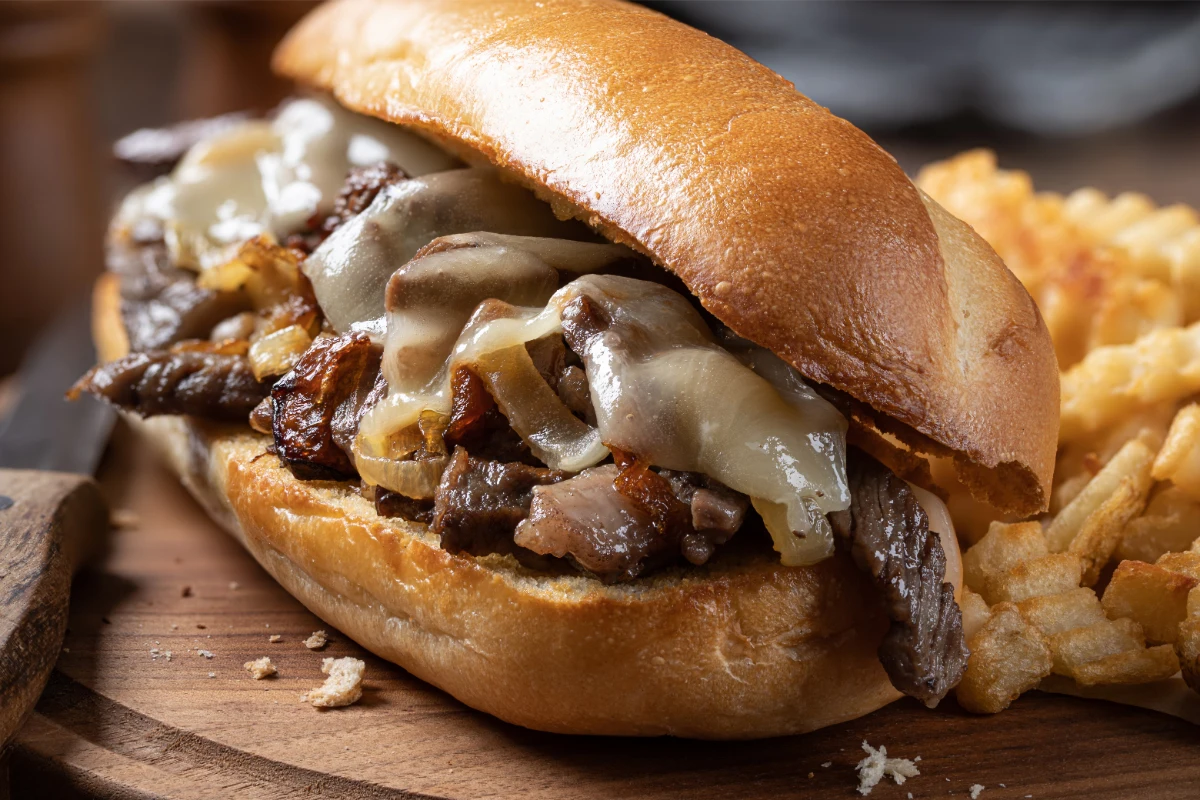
[115, 95, 459, 269]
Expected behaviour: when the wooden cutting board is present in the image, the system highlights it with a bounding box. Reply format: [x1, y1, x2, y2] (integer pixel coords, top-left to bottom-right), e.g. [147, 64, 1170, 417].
[9, 423, 1199, 800]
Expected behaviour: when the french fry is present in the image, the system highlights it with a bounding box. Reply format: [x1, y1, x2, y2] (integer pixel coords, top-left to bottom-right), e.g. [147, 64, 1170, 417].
[1116, 486, 1200, 564]
[1068, 476, 1152, 586]
[1044, 439, 1154, 556]
[956, 603, 1052, 714]
[1059, 324, 1200, 444]
[962, 521, 1048, 598]
[986, 554, 1083, 605]
[1017, 588, 1105, 637]
[1151, 404, 1200, 500]
[1101, 561, 1198, 644]
[1049, 617, 1145, 677]
[1067, 645, 1181, 686]
[1178, 616, 1200, 693]
[1155, 551, 1200, 580]
[960, 589, 992, 643]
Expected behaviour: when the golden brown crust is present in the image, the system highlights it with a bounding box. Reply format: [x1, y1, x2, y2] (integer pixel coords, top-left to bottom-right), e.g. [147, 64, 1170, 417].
[94, 275, 910, 738]
[272, 0, 1058, 515]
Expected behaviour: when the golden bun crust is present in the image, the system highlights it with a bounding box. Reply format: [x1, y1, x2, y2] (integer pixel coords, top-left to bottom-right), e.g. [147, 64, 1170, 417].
[273, 0, 1059, 516]
[94, 274, 907, 738]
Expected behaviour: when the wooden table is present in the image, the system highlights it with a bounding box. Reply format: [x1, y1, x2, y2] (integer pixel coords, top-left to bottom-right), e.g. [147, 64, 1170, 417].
[7, 424, 1198, 799]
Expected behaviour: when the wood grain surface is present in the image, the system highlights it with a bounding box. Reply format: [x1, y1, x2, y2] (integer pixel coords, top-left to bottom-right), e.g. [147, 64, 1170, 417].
[0, 468, 107, 748]
[9, 423, 1199, 799]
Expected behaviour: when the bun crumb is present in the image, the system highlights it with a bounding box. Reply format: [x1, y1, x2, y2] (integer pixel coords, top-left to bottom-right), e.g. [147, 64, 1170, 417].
[855, 741, 920, 795]
[304, 629, 328, 650]
[303, 657, 364, 708]
[244, 656, 276, 679]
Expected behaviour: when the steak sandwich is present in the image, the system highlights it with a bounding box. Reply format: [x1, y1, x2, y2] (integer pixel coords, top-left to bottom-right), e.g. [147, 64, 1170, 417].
[75, 0, 1059, 737]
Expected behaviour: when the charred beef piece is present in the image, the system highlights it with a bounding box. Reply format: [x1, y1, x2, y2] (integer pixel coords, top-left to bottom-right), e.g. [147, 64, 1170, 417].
[511, 459, 748, 582]
[73, 350, 266, 421]
[432, 447, 568, 558]
[829, 450, 968, 707]
[514, 465, 676, 582]
[330, 349, 387, 462]
[372, 486, 435, 524]
[270, 332, 377, 480]
[112, 112, 250, 179]
[112, 241, 250, 352]
[287, 161, 409, 253]
[660, 470, 749, 565]
[443, 366, 535, 464]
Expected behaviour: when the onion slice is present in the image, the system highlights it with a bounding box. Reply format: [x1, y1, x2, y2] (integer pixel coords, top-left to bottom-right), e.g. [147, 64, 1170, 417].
[468, 345, 609, 472]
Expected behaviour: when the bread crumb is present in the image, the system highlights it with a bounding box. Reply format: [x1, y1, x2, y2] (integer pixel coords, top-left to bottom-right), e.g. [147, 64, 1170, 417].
[207, 672, 216, 678]
[855, 741, 920, 796]
[821, 762, 832, 768]
[244, 656, 276, 680]
[807, 772, 814, 779]
[302, 657, 364, 708]
[304, 630, 328, 650]
[170, 624, 178, 630]
[181, 585, 192, 598]
[229, 581, 240, 590]
[197, 649, 215, 659]
[111, 508, 140, 529]
[970, 785, 985, 799]
[269, 634, 282, 643]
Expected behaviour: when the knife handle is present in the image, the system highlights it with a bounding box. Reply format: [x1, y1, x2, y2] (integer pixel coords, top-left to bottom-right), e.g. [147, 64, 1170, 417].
[0, 469, 107, 747]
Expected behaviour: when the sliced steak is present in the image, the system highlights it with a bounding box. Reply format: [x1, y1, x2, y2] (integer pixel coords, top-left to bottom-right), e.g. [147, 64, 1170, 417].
[432, 447, 568, 557]
[73, 350, 266, 421]
[113, 241, 250, 352]
[514, 465, 674, 583]
[270, 332, 376, 480]
[829, 450, 968, 707]
[660, 470, 749, 565]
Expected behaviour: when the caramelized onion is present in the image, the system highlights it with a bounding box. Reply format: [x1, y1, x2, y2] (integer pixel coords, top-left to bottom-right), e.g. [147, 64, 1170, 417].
[469, 345, 608, 471]
[248, 323, 312, 381]
[356, 451, 449, 499]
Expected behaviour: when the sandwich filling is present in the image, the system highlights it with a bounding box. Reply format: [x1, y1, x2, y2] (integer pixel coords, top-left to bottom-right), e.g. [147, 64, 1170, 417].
[78, 96, 967, 704]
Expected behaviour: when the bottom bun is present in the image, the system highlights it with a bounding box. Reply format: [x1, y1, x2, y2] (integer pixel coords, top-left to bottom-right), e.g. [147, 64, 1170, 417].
[94, 275, 902, 738]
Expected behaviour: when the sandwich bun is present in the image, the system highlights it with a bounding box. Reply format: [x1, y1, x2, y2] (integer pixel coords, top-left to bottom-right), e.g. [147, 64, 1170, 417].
[87, 0, 1048, 737]
[93, 272, 915, 738]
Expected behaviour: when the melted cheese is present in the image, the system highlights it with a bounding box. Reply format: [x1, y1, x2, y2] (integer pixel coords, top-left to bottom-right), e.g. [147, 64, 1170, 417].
[360, 245, 851, 564]
[116, 95, 459, 269]
[302, 170, 593, 334]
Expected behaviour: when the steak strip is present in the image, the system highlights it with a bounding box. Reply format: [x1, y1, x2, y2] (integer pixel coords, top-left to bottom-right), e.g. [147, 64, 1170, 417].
[829, 450, 968, 707]
[270, 331, 379, 481]
[73, 350, 266, 422]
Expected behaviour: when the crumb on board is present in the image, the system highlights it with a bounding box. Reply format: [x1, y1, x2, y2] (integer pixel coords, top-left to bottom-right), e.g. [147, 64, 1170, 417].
[304, 630, 328, 650]
[181, 585, 192, 598]
[171, 624, 178, 630]
[207, 672, 216, 678]
[269, 634, 282, 643]
[111, 508, 140, 529]
[821, 762, 832, 768]
[149, 648, 172, 662]
[196, 623, 206, 630]
[229, 581, 240, 590]
[197, 649, 215, 659]
[855, 741, 920, 796]
[244, 656, 276, 680]
[301, 657, 365, 708]
[970, 785, 985, 799]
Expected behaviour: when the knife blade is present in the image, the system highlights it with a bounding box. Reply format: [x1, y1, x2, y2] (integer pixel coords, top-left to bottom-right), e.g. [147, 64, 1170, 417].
[0, 298, 115, 474]
[0, 297, 112, 746]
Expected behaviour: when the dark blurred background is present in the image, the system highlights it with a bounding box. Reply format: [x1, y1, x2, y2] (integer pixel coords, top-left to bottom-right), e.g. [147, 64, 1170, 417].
[2, 0, 1199, 376]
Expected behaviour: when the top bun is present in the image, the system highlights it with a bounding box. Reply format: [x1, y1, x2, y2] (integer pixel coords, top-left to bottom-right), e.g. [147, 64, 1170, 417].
[273, 0, 1059, 516]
